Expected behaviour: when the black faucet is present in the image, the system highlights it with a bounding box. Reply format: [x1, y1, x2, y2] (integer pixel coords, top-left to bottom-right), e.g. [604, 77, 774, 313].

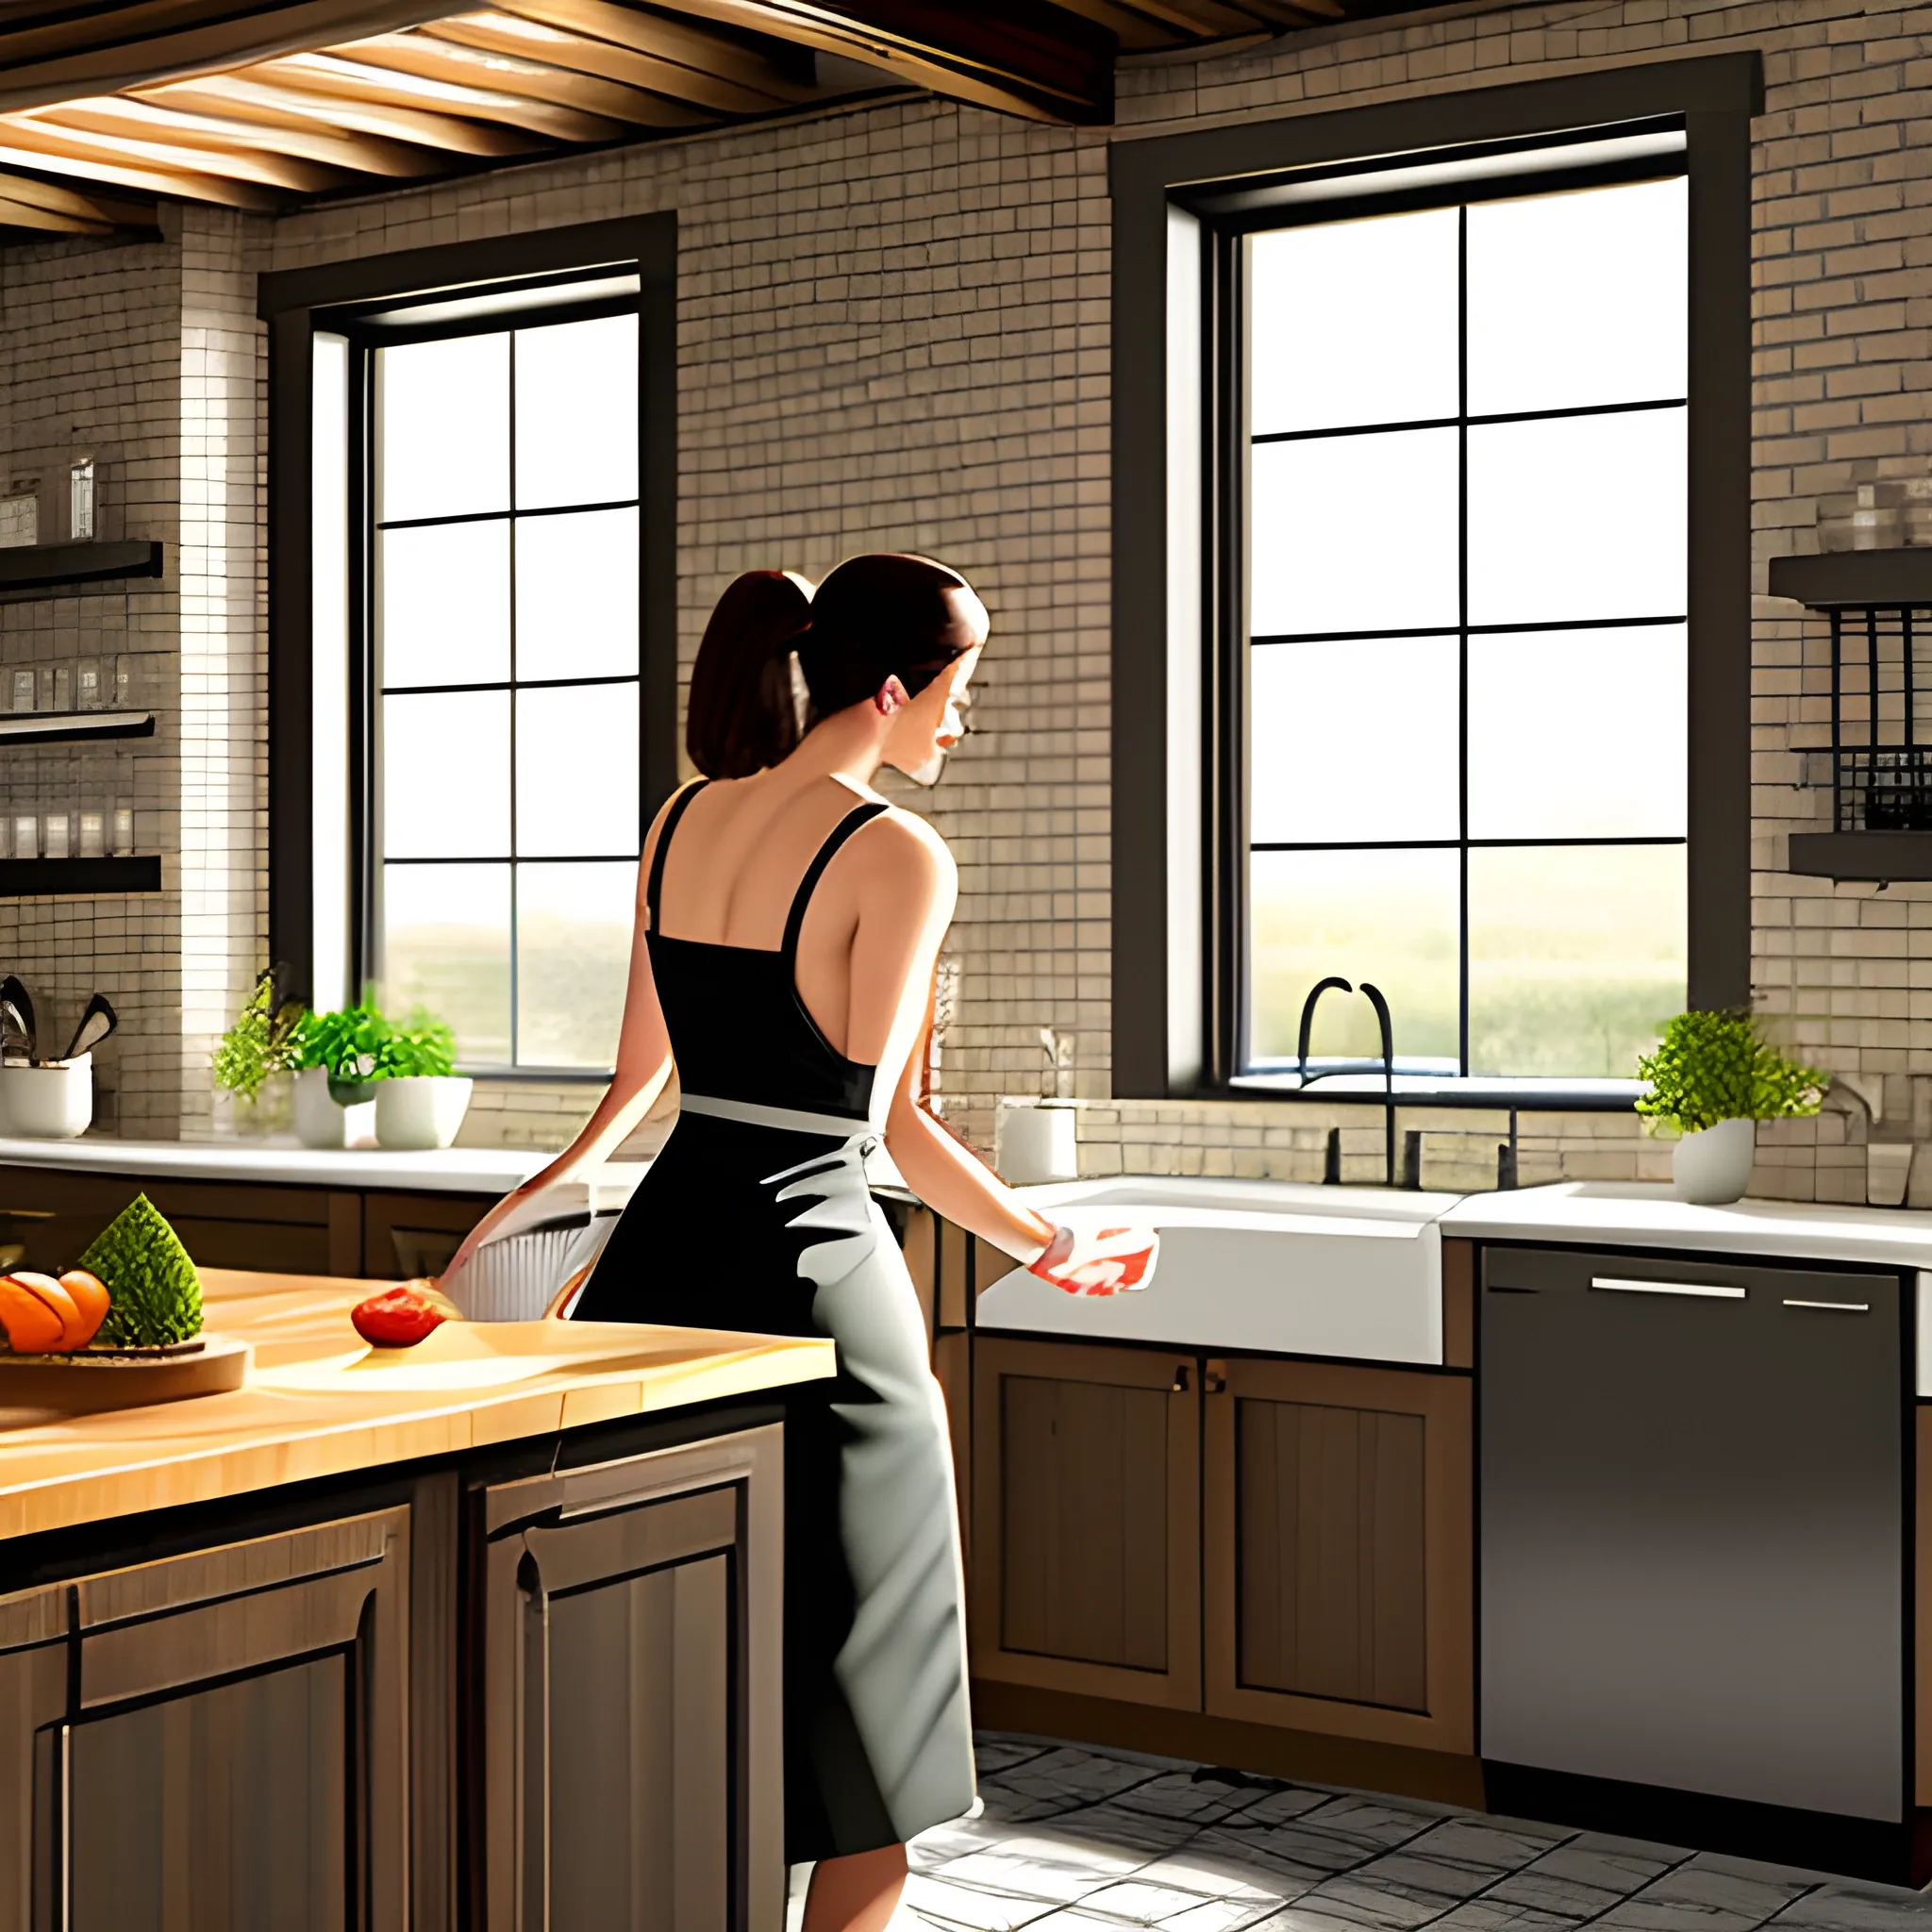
[1294, 975, 1400, 1186]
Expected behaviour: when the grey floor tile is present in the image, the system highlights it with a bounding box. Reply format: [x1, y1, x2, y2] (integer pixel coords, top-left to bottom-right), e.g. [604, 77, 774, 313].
[1032, 1876, 1291, 1930]
[1245, 1875, 1444, 1930]
[981, 1750, 1164, 1821]
[911, 1817, 1013, 1874]
[1419, 1904, 1596, 1932]
[1593, 1858, 1807, 1932]
[1765, 1886, 1932, 1930]
[1295, 1793, 1452, 1853]
[1188, 1821, 1387, 1885]
[903, 1872, 1065, 1931]
[1484, 1838, 1684, 1920]
[924, 1831, 1147, 1906]
[1107, 1772, 1276, 1829]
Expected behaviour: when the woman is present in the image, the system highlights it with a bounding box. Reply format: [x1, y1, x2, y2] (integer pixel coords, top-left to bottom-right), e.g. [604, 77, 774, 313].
[450, 554, 1158, 1932]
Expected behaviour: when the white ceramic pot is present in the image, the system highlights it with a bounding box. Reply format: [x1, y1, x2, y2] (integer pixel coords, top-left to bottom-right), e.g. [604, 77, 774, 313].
[375, 1074, 473, 1152]
[293, 1065, 345, 1149]
[1671, 1116, 1757, 1205]
[1, 1054, 92, 1140]
[995, 1100, 1079, 1185]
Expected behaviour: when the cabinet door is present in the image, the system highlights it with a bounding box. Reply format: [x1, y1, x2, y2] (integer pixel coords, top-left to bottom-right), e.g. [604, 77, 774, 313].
[1204, 1357, 1473, 1753]
[0, 1507, 411, 1932]
[478, 1425, 783, 1932]
[971, 1337, 1201, 1710]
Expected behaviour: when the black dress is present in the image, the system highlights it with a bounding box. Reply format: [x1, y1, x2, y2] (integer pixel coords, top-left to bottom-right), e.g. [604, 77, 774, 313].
[574, 779, 976, 1862]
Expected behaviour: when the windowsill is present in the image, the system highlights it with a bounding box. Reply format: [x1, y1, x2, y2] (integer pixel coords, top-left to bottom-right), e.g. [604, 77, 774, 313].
[1228, 1074, 1644, 1111]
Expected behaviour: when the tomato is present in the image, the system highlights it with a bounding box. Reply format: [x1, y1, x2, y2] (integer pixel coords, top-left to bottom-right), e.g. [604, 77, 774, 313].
[351, 1284, 453, 1348]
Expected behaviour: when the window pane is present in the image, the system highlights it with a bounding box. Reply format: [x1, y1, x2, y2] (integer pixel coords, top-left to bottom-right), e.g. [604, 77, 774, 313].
[1249, 848, 1460, 1068]
[1467, 409, 1685, 626]
[383, 690, 509, 858]
[515, 860, 637, 1068]
[515, 315, 639, 510]
[1468, 625, 1686, 839]
[378, 521, 508, 689]
[1467, 843, 1684, 1077]
[1249, 208, 1459, 434]
[1467, 177, 1687, 416]
[515, 508, 640, 681]
[383, 861, 511, 1065]
[515, 683, 639, 858]
[1250, 639, 1458, 842]
[377, 334, 508, 523]
[1251, 427, 1459, 637]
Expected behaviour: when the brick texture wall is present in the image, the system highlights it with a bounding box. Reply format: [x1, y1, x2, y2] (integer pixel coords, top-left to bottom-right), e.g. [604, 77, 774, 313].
[3, 0, 1924, 1197]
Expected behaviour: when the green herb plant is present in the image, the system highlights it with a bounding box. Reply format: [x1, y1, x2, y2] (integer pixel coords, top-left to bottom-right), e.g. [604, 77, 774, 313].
[1635, 1008, 1827, 1137]
[210, 966, 303, 1103]
[79, 1193, 202, 1347]
[372, 1008, 458, 1080]
[294, 995, 389, 1105]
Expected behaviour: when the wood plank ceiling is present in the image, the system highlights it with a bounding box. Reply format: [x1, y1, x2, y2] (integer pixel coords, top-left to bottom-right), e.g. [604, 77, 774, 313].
[0, 0, 1339, 237]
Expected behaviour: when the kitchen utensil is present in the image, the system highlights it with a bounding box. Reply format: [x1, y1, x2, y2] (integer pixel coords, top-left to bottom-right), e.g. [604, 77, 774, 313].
[2, 1054, 91, 1137]
[61, 991, 116, 1063]
[2, 976, 38, 1062]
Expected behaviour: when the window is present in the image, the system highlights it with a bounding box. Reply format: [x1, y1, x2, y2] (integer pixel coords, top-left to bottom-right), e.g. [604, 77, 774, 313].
[1106, 63, 1758, 1105]
[1238, 161, 1689, 1085]
[263, 217, 676, 1081]
[367, 307, 642, 1072]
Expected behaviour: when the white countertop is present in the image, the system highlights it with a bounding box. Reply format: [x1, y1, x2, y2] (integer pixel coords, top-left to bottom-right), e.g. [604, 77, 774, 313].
[0, 1134, 552, 1195]
[1441, 1181, 1932, 1272]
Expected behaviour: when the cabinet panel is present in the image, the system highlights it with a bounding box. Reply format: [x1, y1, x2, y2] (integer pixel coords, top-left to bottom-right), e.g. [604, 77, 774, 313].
[364, 1191, 492, 1279]
[1206, 1357, 1472, 1753]
[971, 1338, 1200, 1710]
[479, 1424, 785, 1932]
[1237, 1399, 1426, 1711]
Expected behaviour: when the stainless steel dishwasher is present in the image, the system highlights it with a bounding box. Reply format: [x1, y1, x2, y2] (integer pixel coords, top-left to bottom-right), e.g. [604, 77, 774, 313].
[1479, 1244, 1905, 1825]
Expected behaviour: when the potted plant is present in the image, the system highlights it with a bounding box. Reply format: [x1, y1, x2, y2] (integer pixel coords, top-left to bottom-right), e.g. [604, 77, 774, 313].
[211, 968, 302, 1137]
[370, 1008, 471, 1151]
[290, 995, 387, 1150]
[1636, 1009, 1826, 1205]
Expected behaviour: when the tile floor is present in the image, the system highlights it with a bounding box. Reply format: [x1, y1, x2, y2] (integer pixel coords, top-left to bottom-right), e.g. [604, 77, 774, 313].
[788, 1738, 1932, 1930]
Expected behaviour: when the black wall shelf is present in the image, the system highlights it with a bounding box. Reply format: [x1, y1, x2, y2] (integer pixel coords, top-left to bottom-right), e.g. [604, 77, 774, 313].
[0, 709, 153, 748]
[0, 540, 163, 596]
[0, 857, 159, 897]
[1789, 831, 1932, 881]
[1769, 549, 1932, 608]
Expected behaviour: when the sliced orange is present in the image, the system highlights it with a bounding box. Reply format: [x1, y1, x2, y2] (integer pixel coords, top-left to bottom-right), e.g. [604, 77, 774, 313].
[0, 1276, 65, 1354]
[9, 1272, 85, 1349]
[57, 1269, 109, 1347]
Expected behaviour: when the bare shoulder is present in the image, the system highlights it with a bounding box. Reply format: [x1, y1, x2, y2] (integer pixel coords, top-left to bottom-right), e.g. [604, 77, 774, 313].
[859, 804, 956, 883]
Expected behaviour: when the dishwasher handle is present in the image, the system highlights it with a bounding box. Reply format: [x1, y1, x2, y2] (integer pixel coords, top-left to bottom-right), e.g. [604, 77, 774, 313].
[1590, 1274, 1746, 1300]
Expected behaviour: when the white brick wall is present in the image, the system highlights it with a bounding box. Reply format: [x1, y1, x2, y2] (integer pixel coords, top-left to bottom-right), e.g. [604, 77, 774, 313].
[6, 0, 1930, 1196]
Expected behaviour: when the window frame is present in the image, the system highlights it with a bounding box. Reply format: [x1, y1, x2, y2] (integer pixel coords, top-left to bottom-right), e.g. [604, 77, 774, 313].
[260, 217, 677, 1078]
[1108, 58, 1760, 1108]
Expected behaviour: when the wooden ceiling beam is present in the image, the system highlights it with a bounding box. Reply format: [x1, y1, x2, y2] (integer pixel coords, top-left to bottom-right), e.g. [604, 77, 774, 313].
[258, 48, 625, 141]
[0, 0, 461, 115]
[426, 9, 799, 116]
[146, 71, 541, 157]
[0, 111, 342, 192]
[33, 92, 440, 175]
[474, 2, 815, 100]
[0, 168, 157, 231]
[336, 28, 710, 127]
[0, 197, 113, 235]
[627, 0, 1117, 123]
[0, 137, 277, 208]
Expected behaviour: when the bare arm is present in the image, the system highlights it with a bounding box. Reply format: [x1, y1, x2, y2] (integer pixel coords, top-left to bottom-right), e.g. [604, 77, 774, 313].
[851, 815, 1055, 1261]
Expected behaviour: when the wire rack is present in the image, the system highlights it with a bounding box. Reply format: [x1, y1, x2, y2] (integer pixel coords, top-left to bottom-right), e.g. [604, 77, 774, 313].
[1823, 606, 1932, 830]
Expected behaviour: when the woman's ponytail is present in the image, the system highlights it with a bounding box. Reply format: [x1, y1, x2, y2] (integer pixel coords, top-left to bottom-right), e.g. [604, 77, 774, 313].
[685, 571, 813, 778]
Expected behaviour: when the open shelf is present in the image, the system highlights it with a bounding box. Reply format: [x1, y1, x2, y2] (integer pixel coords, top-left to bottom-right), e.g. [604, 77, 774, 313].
[1769, 549, 1932, 608]
[0, 856, 159, 896]
[0, 540, 162, 595]
[0, 709, 153, 748]
[1789, 831, 1932, 881]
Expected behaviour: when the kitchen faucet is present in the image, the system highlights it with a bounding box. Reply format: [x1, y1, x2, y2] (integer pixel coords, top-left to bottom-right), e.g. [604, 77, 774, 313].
[1293, 975, 1399, 1186]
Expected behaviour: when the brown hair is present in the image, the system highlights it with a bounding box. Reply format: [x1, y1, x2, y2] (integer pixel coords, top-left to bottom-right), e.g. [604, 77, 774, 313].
[685, 554, 983, 779]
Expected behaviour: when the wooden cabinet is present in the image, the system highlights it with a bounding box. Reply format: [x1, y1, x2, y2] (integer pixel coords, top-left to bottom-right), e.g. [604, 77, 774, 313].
[475, 1424, 785, 1932]
[1204, 1356, 1474, 1754]
[971, 1336, 1200, 1710]
[0, 1507, 411, 1932]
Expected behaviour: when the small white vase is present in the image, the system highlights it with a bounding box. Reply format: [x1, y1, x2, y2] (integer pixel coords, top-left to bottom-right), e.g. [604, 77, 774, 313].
[375, 1074, 473, 1152]
[995, 1100, 1079, 1185]
[293, 1065, 345, 1150]
[1672, 1117, 1757, 1205]
[0, 1054, 91, 1139]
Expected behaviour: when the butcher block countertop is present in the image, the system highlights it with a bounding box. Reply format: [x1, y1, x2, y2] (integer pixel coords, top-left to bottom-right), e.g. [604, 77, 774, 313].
[0, 1268, 835, 1544]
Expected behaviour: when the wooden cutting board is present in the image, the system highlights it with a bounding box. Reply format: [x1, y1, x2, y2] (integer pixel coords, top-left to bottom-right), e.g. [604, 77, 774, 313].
[0, 1336, 249, 1411]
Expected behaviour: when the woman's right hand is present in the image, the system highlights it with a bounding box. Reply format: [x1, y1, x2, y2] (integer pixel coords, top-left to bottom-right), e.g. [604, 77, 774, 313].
[1027, 1223, 1159, 1297]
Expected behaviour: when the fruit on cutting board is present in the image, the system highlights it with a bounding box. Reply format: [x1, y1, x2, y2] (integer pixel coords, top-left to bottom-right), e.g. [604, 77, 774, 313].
[58, 1269, 108, 1343]
[351, 1279, 458, 1348]
[0, 1275, 64, 1354]
[9, 1272, 85, 1349]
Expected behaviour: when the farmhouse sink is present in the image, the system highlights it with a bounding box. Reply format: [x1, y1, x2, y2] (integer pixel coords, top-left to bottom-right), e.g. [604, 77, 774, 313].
[975, 1175, 1458, 1366]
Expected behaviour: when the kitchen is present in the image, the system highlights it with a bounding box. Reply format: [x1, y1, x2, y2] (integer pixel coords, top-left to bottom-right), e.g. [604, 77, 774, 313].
[0, 1, 1922, 1927]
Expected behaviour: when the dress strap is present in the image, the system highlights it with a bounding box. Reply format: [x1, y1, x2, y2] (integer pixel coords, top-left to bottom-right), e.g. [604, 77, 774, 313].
[644, 779, 709, 933]
[781, 802, 890, 960]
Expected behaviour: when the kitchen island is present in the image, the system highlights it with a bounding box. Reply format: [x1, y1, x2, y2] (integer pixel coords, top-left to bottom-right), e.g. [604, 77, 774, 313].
[0, 1269, 834, 1932]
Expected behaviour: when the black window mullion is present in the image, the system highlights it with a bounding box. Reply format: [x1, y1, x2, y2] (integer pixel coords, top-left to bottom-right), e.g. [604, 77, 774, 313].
[1457, 201, 1471, 1081]
[508, 327, 520, 1070]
